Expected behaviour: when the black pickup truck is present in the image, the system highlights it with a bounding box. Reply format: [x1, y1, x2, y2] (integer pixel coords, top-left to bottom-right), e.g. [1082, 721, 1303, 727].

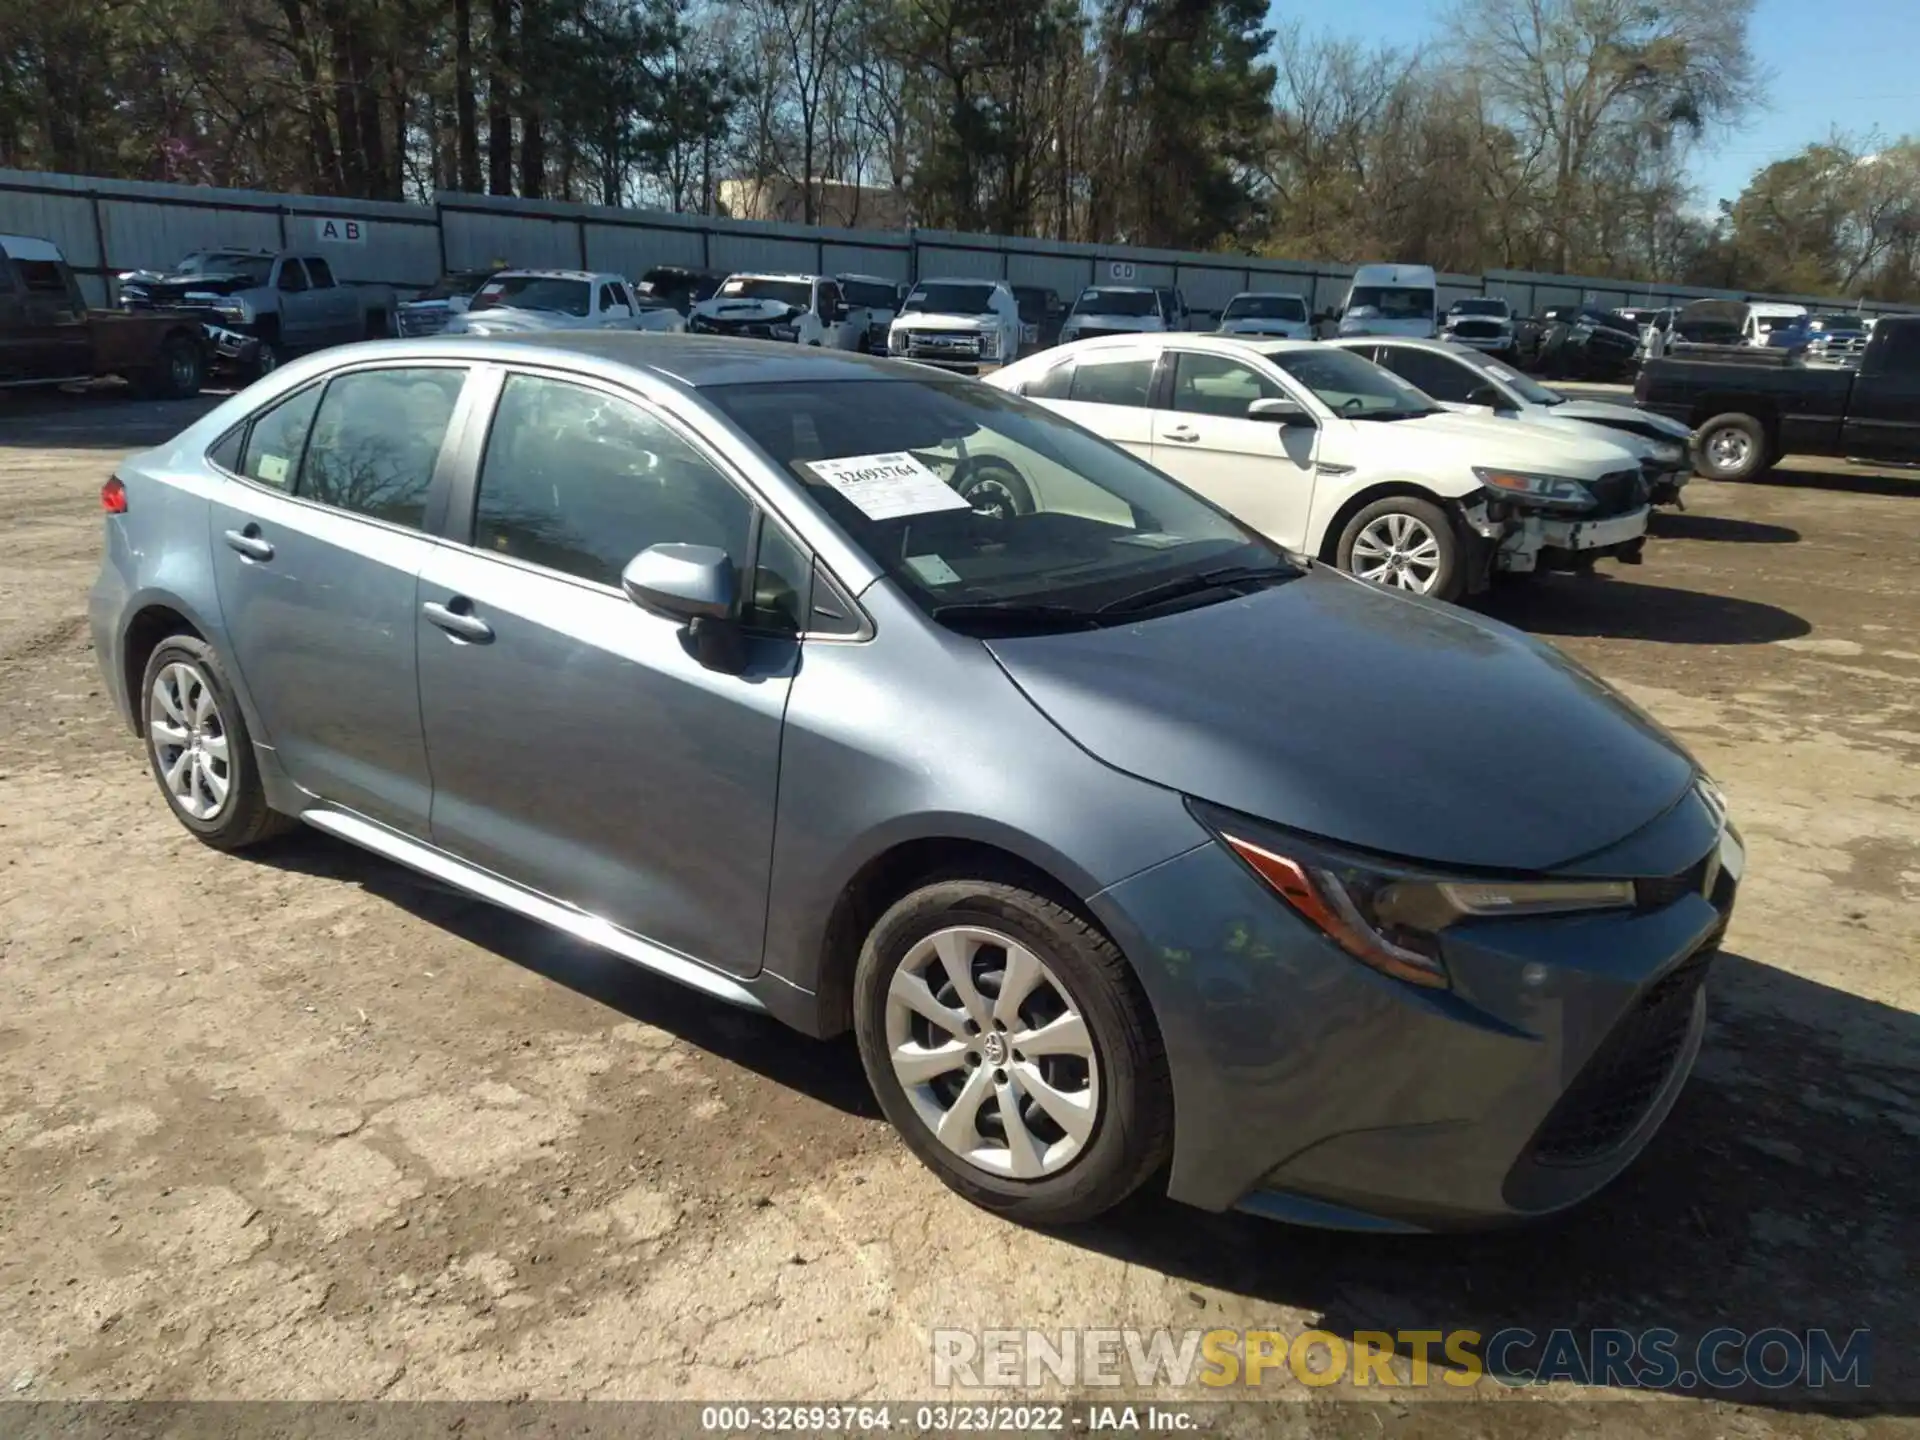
[1636, 314, 1920, 480]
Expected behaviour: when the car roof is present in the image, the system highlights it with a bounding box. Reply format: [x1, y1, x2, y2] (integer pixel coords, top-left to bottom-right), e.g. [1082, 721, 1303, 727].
[1228, 289, 1307, 300]
[491, 268, 608, 281]
[725, 272, 821, 283]
[1043, 333, 1320, 361]
[1324, 336, 1472, 355]
[358, 330, 931, 388]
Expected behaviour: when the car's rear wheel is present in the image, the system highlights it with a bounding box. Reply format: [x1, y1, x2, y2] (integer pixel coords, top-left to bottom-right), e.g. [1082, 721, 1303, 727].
[1337, 495, 1462, 600]
[1693, 412, 1769, 482]
[132, 335, 205, 400]
[854, 878, 1171, 1225]
[140, 637, 292, 850]
[252, 338, 282, 380]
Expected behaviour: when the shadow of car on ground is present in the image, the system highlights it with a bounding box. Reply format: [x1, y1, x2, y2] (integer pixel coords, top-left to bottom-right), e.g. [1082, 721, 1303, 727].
[1476, 574, 1812, 646]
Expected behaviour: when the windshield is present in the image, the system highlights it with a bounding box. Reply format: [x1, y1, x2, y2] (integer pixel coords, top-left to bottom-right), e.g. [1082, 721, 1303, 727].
[469, 275, 591, 316]
[177, 253, 273, 284]
[904, 283, 997, 316]
[708, 378, 1287, 629]
[840, 278, 898, 309]
[1450, 347, 1563, 406]
[420, 271, 494, 301]
[1812, 314, 1864, 331]
[1754, 314, 1803, 335]
[1223, 295, 1308, 321]
[717, 277, 813, 309]
[1347, 286, 1434, 319]
[1269, 347, 1440, 419]
[1448, 299, 1507, 317]
[1074, 289, 1158, 317]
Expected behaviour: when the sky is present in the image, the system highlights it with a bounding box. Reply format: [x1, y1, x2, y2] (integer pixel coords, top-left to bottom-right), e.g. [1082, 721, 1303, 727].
[1275, 0, 1920, 210]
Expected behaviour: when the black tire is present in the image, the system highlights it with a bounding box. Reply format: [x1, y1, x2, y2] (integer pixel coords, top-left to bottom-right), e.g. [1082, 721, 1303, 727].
[953, 457, 1036, 520]
[364, 310, 391, 340]
[853, 877, 1172, 1226]
[1692, 412, 1770, 482]
[129, 335, 206, 401]
[139, 636, 294, 850]
[1335, 494, 1464, 601]
[251, 336, 282, 381]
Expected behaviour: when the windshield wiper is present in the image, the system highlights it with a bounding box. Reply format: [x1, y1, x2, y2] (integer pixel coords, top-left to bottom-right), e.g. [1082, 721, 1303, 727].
[1096, 562, 1297, 617]
[929, 601, 1100, 633]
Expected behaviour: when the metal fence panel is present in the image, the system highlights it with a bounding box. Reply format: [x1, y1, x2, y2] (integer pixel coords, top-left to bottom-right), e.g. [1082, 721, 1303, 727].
[1004, 252, 1090, 299]
[709, 231, 820, 275]
[1175, 265, 1249, 315]
[0, 186, 100, 270]
[822, 241, 909, 281]
[916, 244, 1003, 280]
[442, 207, 582, 270]
[586, 221, 704, 277]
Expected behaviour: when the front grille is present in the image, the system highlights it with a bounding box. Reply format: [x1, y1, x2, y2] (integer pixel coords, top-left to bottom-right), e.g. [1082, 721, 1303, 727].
[1529, 948, 1713, 1165]
[905, 330, 981, 359]
[1451, 321, 1503, 339]
[1587, 468, 1649, 516]
[692, 318, 776, 339]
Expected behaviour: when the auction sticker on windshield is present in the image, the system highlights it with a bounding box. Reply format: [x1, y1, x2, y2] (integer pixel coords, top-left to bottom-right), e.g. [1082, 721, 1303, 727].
[805, 452, 973, 521]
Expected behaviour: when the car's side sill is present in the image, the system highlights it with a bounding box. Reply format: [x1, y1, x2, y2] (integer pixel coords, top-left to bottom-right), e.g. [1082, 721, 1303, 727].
[299, 807, 767, 1013]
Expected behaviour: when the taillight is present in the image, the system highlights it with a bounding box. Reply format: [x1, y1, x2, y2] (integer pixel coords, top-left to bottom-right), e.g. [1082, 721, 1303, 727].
[101, 476, 128, 514]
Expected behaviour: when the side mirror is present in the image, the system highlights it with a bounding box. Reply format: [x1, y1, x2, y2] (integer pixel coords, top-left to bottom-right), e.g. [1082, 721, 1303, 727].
[622, 543, 736, 622]
[622, 543, 746, 672]
[1247, 397, 1314, 427]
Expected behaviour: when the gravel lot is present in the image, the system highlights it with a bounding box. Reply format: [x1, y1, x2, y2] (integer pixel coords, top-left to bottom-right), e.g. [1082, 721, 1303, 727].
[0, 387, 1915, 1432]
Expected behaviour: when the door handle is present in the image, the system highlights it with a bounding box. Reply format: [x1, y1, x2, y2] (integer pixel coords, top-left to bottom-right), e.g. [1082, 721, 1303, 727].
[422, 599, 494, 643]
[223, 526, 274, 562]
[1161, 426, 1200, 443]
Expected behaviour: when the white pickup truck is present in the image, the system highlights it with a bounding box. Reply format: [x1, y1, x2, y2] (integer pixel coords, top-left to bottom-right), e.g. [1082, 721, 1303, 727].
[687, 273, 867, 348]
[446, 270, 685, 336]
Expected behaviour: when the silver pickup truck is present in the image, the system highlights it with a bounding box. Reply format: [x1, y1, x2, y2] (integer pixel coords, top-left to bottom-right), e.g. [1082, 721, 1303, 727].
[118, 249, 396, 376]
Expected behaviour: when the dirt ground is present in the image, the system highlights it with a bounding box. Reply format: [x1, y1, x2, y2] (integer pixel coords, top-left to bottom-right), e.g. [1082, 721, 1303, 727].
[0, 387, 1915, 1433]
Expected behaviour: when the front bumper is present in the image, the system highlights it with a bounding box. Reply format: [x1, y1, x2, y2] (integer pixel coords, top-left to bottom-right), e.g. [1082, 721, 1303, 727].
[1445, 332, 1515, 352]
[204, 323, 262, 369]
[1486, 504, 1651, 573]
[1091, 795, 1735, 1229]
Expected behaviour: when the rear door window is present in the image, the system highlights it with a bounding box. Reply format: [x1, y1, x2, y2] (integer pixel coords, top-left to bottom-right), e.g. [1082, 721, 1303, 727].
[1067, 353, 1154, 407]
[1375, 346, 1478, 403]
[306, 258, 336, 288]
[237, 385, 324, 489]
[294, 368, 466, 528]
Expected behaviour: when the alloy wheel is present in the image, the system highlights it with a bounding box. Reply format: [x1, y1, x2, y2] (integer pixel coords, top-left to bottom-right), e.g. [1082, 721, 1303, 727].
[169, 346, 198, 392]
[884, 926, 1100, 1179]
[149, 661, 232, 821]
[1707, 426, 1751, 471]
[1350, 511, 1443, 593]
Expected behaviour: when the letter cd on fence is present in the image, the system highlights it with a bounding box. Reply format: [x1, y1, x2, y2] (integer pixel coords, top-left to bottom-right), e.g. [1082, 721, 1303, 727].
[1108, 261, 1137, 281]
[313, 217, 367, 246]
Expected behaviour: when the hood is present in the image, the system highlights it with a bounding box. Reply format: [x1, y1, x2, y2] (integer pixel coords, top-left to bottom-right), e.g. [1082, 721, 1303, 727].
[895, 312, 996, 334]
[1386, 409, 1642, 476]
[118, 270, 252, 302]
[1548, 399, 1691, 443]
[690, 296, 803, 324]
[1067, 314, 1166, 333]
[455, 306, 591, 333]
[1219, 318, 1309, 337]
[986, 569, 1696, 871]
[1339, 314, 1434, 338]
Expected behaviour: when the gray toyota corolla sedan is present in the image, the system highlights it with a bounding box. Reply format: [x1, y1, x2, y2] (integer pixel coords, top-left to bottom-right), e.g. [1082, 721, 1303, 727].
[91, 333, 1742, 1232]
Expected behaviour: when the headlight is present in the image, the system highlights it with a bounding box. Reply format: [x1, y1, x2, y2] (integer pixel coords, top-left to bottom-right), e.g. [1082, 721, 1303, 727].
[979, 332, 999, 358]
[461, 321, 493, 335]
[1651, 441, 1684, 464]
[771, 323, 798, 340]
[1196, 804, 1634, 991]
[213, 299, 251, 323]
[888, 330, 907, 354]
[1571, 322, 1595, 339]
[1473, 466, 1597, 511]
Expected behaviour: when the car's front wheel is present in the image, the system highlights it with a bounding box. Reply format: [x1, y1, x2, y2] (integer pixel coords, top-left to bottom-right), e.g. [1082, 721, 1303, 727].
[1336, 495, 1463, 600]
[140, 637, 292, 850]
[854, 877, 1171, 1225]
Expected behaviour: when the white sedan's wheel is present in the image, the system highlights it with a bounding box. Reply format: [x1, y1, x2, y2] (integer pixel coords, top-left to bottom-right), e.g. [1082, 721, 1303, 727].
[1336, 495, 1463, 600]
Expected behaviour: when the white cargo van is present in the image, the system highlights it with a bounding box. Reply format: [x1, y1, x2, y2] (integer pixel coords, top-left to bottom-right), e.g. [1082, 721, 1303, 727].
[1336, 263, 1439, 339]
